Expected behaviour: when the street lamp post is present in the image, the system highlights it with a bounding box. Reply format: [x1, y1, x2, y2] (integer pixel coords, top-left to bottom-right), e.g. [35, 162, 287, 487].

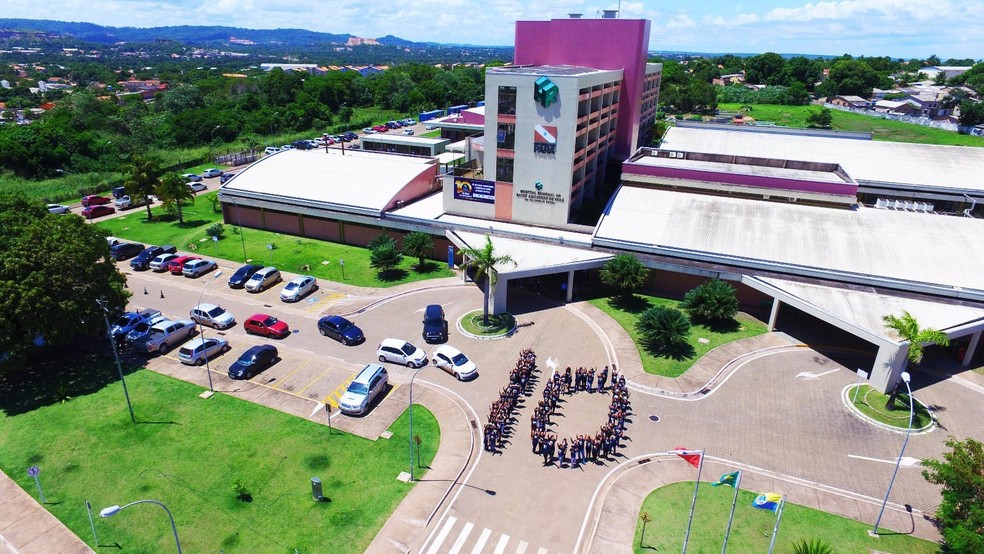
[408, 365, 424, 482]
[871, 371, 915, 536]
[96, 298, 135, 423]
[211, 125, 221, 143]
[100, 500, 182, 553]
[195, 271, 223, 392]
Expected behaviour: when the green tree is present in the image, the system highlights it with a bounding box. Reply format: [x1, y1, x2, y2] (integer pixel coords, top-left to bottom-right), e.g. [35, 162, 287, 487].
[155, 173, 194, 225]
[123, 155, 163, 221]
[681, 279, 739, 322]
[806, 108, 834, 129]
[369, 242, 403, 276]
[367, 233, 397, 251]
[921, 437, 984, 554]
[402, 231, 434, 270]
[882, 310, 950, 408]
[958, 100, 984, 127]
[600, 254, 649, 299]
[791, 538, 833, 554]
[637, 306, 691, 353]
[0, 194, 129, 370]
[745, 52, 786, 85]
[460, 235, 516, 325]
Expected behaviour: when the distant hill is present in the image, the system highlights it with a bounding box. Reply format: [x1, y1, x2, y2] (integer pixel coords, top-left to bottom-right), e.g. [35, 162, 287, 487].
[0, 18, 385, 46]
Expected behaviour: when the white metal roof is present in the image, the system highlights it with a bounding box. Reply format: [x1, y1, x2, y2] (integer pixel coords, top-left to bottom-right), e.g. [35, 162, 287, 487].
[595, 186, 984, 296]
[452, 231, 613, 275]
[221, 149, 435, 213]
[754, 276, 984, 342]
[661, 126, 984, 194]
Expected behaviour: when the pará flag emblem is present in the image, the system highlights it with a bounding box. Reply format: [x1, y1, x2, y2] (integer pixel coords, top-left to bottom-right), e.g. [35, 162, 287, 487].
[673, 447, 701, 468]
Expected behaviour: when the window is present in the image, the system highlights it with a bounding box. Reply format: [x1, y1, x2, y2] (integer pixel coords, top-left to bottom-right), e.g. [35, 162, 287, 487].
[497, 123, 515, 149]
[498, 86, 517, 115]
[496, 158, 514, 183]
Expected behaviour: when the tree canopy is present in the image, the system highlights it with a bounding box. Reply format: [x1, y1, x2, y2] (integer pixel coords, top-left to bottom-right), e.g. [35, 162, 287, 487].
[460, 235, 515, 324]
[600, 254, 649, 298]
[921, 437, 984, 554]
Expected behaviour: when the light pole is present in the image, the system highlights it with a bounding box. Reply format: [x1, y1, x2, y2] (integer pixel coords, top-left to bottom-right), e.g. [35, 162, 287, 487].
[100, 500, 182, 553]
[210, 125, 221, 143]
[269, 112, 279, 141]
[871, 371, 915, 536]
[195, 271, 223, 392]
[96, 298, 135, 423]
[408, 365, 424, 482]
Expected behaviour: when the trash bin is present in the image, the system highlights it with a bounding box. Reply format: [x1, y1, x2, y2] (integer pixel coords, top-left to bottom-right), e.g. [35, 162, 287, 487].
[311, 477, 323, 502]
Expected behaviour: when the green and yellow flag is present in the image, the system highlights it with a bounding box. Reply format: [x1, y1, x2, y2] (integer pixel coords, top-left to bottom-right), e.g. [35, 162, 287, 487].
[712, 471, 740, 488]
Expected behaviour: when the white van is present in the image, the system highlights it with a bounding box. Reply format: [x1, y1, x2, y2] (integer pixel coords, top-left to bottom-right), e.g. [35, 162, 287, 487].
[338, 364, 388, 416]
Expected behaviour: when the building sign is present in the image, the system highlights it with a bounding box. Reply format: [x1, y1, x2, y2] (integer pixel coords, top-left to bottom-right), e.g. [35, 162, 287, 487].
[516, 188, 565, 205]
[534, 76, 558, 108]
[454, 178, 496, 204]
[533, 125, 557, 155]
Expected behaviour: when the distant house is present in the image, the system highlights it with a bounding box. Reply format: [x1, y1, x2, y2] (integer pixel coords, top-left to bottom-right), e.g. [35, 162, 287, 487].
[921, 65, 973, 81]
[905, 91, 950, 119]
[829, 95, 870, 109]
[259, 63, 324, 75]
[873, 99, 917, 115]
[712, 72, 745, 87]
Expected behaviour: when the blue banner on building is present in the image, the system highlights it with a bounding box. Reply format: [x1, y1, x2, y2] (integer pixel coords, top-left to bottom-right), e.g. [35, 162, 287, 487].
[454, 178, 496, 204]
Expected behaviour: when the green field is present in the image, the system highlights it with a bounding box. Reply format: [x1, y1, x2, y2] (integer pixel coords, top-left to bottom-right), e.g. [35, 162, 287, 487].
[588, 294, 767, 377]
[97, 192, 454, 288]
[718, 103, 984, 147]
[0, 358, 439, 553]
[634, 482, 938, 554]
[848, 384, 934, 429]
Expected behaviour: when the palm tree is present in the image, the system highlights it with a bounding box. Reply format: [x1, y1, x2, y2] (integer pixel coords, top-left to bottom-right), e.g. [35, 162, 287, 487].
[882, 310, 950, 408]
[402, 231, 434, 270]
[600, 253, 648, 300]
[123, 155, 163, 221]
[460, 235, 516, 325]
[155, 173, 194, 225]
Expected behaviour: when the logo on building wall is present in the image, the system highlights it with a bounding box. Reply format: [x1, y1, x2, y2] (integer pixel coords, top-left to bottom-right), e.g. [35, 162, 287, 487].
[453, 178, 496, 204]
[534, 76, 558, 108]
[533, 125, 557, 154]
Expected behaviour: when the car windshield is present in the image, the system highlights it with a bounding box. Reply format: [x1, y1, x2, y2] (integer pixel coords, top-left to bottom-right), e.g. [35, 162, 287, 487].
[285, 283, 298, 291]
[133, 322, 150, 333]
[347, 382, 369, 395]
[401, 343, 417, 355]
[262, 316, 278, 326]
[237, 357, 255, 367]
[206, 307, 225, 317]
[452, 353, 469, 366]
[114, 315, 134, 327]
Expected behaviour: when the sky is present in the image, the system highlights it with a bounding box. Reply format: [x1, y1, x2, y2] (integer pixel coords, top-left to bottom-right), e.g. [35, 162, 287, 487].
[3, 0, 983, 60]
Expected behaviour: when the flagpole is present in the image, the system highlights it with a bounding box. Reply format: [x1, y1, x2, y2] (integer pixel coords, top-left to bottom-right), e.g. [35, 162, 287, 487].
[720, 471, 741, 554]
[766, 495, 786, 554]
[681, 449, 705, 554]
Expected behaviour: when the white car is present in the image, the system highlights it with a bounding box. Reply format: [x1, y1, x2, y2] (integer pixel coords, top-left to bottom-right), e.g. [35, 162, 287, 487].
[177, 337, 230, 366]
[183, 173, 202, 182]
[402, 118, 415, 126]
[190, 303, 236, 329]
[376, 338, 427, 368]
[280, 275, 317, 302]
[201, 168, 224, 178]
[431, 345, 478, 381]
[187, 182, 207, 193]
[47, 203, 71, 214]
[183, 259, 217, 278]
[402, 128, 414, 136]
[362, 127, 376, 134]
[264, 146, 281, 155]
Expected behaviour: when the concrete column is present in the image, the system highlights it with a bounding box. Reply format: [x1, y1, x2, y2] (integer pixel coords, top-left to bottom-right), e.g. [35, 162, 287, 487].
[871, 342, 909, 393]
[768, 297, 780, 331]
[963, 330, 981, 367]
[566, 270, 574, 303]
[492, 278, 509, 314]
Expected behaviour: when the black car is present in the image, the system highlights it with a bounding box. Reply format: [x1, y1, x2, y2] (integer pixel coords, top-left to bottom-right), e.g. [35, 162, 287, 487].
[129, 244, 177, 271]
[228, 344, 278, 380]
[292, 140, 313, 150]
[422, 304, 448, 343]
[110, 242, 146, 261]
[228, 264, 263, 288]
[317, 315, 364, 346]
[219, 173, 236, 184]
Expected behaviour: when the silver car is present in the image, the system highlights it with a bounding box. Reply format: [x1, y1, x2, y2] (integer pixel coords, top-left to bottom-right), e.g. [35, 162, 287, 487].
[280, 275, 317, 302]
[190, 303, 235, 330]
[183, 259, 217, 278]
[178, 337, 230, 366]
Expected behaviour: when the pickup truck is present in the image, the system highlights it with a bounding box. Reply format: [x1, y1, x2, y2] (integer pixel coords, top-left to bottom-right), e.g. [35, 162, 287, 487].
[114, 195, 149, 210]
[132, 319, 197, 355]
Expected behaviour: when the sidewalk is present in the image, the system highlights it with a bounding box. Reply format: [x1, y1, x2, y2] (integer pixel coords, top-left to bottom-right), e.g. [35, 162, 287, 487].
[0, 469, 94, 554]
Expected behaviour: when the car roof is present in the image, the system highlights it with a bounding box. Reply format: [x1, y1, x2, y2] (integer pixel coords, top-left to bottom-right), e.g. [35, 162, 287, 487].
[186, 259, 210, 265]
[290, 275, 312, 283]
[322, 315, 350, 324]
[195, 303, 219, 311]
[248, 313, 272, 320]
[242, 344, 275, 357]
[380, 338, 410, 348]
[434, 345, 462, 357]
[236, 264, 263, 272]
[354, 363, 385, 384]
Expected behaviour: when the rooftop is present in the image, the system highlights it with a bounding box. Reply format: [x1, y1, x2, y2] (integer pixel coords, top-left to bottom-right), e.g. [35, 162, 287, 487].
[487, 64, 607, 77]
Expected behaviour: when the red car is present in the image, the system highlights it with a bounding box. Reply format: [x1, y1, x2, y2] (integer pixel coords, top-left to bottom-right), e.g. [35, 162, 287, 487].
[167, 255, 200, 275]
[372, 125, 389, 133]
[82, 205, 115, 218]
[244, 314, 290, 339]
[81, 195, 112, 207]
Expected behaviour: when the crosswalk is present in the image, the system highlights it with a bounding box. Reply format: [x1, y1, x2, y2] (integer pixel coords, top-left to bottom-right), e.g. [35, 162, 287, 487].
[423, 516, 562, 554]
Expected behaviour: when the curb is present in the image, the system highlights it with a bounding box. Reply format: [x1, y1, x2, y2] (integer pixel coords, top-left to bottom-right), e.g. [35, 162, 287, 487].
[840, 384, 937, 435]
[455, 311, 517, 341]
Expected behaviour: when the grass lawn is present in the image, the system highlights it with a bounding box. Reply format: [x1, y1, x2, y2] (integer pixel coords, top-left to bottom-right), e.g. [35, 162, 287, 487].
[634, 482, 938, 554]
[588, 294, 767, 378]
[97, 192, 454, 288]
[717, 103, 984, 147]
[848, 384, 934, 429]
[0, 355, 438, 553]
[460, 310, 516, 337]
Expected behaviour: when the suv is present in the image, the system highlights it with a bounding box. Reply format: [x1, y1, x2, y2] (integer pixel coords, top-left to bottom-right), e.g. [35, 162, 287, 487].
[132, 319, 197, 354]
[110, 242, 146, 261]
[376, 338, 427, 368]
[177, 337, 230, 366]
[245, 266, 281, 293]
[421, 304, 448, 343]
[339, 364, 388, 416]
[130, 245, 177, 271]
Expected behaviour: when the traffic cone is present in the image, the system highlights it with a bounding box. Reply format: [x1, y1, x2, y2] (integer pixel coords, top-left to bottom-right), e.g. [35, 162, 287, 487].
[160, 290, 165, 299]
[144, 287, 148, 295]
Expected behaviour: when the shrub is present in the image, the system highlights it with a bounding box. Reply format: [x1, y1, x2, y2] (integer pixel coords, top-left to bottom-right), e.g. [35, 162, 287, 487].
[637, 306, 691, 350]
[600, 253, 649, 298]
[232, 478, 252, 502]
[205, 222, 224, 239]
[370, 242, 403, 274]
[367, 233, 397, 251]
[791, 538, 833, 554]
[681, 279, 738, 322]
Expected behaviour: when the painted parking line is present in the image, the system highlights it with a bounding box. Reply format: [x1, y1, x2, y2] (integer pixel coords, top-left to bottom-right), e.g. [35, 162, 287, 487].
[272, 359, 311, 391]
[323, 375, 355, 410]
[297, 366, 334, 395]
[305, 291, 348, 313]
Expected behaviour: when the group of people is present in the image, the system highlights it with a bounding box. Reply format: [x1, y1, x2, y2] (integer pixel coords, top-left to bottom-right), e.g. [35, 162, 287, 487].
[530, 365, 632, 468]
[483, 348, 538, 453]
